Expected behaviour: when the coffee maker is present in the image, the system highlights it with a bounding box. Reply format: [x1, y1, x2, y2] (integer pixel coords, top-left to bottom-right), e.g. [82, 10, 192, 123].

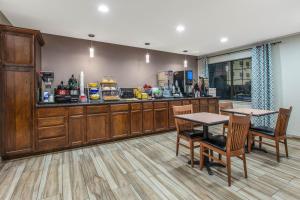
[40, 71, 55, 103]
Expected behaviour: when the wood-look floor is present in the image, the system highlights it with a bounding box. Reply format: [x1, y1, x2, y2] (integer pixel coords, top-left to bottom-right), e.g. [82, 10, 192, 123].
[1, 126, 300, 200]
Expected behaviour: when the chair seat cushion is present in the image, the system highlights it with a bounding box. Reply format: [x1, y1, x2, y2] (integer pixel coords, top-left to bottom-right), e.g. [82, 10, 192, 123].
[181, 129, 204, 138]
[250, 126, 275, 136]
[203, 135, 227, 151]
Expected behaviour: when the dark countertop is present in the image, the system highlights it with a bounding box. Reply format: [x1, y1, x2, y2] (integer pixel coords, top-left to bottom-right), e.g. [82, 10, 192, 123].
[36, 96, 218, 108]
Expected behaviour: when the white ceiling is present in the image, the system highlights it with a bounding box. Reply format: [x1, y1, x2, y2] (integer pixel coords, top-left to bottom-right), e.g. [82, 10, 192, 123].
[1, 0, 300, 56]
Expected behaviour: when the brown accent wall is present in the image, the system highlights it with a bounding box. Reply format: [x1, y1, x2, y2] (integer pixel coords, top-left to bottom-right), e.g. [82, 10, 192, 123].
[41, 34, 198, 87]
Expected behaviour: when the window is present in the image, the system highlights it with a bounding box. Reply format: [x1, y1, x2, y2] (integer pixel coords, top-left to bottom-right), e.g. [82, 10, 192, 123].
[208, 58, 251, 101]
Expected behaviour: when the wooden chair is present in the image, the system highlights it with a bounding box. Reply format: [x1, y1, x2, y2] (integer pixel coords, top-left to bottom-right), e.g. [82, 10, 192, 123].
[200, 114, 251, 186]
[173, 104, 204, 168]
[248, 107, 292, 162]
[219, 101, 233, 135]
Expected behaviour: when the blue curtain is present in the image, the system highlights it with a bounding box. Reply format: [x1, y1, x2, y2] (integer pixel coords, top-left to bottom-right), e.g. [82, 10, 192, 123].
[204, 57, 209, 78]
[251, 43, 275, 127]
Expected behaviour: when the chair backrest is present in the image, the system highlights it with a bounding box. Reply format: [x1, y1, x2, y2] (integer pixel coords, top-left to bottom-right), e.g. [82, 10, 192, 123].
[219, 102, 233, 116]
[173, 104, 193, 133]
[226, 114, 251, 152]
[274, 106, 292, 137]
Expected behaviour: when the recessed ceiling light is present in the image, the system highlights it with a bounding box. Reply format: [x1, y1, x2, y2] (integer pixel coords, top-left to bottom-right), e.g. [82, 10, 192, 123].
[176, 25, 185, 33]
[98, 4, 109, 13]
[220, 37, 228, 43]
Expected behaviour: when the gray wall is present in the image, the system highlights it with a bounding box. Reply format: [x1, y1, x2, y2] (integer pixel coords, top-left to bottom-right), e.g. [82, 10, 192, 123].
[41, 34, 198, 87]
[0, 11, 11, 25]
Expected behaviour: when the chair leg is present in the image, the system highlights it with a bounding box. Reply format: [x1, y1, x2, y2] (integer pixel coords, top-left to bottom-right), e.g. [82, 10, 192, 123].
[242, 153, 248, 178]
[247, 134, 252, 153]
[190, 140, 194, 168]
[275, 140, 280, 162]
[209, 149, 214, 162]
[226, 156, 231, 186]
[284, 139, 289, 158]
[259, 136, 262, 149]
[200, 145, 204, 170]
[176, 135, 180, 156]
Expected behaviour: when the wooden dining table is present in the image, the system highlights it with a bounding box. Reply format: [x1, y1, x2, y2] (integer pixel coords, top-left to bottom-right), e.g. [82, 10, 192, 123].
[221, 107, 278, 152]
[175, 112, 229, 175]
[221, 108, 278, 117]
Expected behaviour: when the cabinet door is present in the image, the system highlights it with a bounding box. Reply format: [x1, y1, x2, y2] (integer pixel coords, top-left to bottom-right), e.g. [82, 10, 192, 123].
[154, 108, 169, 132]
[3, 70, 33, 156]
[208, 99, 218, 113]
[131, 110, 142, 135]
[69, 115, 86, 146]
[200, 99, 208, 112]
[191, 100, 200, 113]
[3, 31, 34, 67]
[143, 109, 154, 133]
[86, 113, 109, 143]
[111, 111, 130, 139]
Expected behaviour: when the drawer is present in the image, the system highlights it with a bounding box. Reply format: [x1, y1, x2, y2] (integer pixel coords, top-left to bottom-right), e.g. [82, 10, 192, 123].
[154, 102, 168, 109]
[111, 104, 129, 112]
[37, 107, 67, 118]
[143, 102, 153, 109]
[38, 116, 65, 127]
[37, 136, 67, 152]
[38, 125, 66, 139]
[169, 100, 181, 107]
[200, 99, 208, 105]
[69, 106, 84, 116]
[209, 99, 217, 104]
[131, 103, 141, 110]
[87, 105, 109, 114]
[182, 100, 190, 105]
[191, 99, 199, 105]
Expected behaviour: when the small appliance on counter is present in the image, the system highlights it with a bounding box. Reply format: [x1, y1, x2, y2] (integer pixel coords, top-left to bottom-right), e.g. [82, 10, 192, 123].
[68, 74, 79, 103]
[120, 88, 135, 99]
[55, 81, 71, 103]
[100, 76, 120, 101]
[40, 71, 55, 103]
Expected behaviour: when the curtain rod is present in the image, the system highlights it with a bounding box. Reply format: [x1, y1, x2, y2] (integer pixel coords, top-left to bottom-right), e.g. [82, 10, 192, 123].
[198, 41, 282, 60]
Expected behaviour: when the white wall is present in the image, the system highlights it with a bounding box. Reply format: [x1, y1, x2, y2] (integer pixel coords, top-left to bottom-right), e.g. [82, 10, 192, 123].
[273, 34, 300, 136]
[198, 33, 300, 136]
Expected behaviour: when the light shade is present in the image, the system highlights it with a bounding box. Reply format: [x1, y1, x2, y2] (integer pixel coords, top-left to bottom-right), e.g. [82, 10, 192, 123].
[146, 53, 150, 63]
[184, 59, 188, 68]
[90, 47, 94, 58]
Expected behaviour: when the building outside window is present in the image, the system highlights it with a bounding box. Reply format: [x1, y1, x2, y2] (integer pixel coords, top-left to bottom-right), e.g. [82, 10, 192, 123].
[208, 58, 251, 101]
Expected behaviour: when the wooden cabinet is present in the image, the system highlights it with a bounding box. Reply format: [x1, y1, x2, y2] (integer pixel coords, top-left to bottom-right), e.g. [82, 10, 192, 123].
[154, 102, 169, 132]
[182, 100, 190, 105]
[69, 107, 86, 147]
[110, 104, 130, 139]
[86, 106, 109, 143]
[37, 108, 68, 152]
[191, 99, 200, 113]
[200, 99, 209, 112]
[0, 25, 44, 158]
[2, 70, 34, 156]
[2, 31, 34, 67]
[169, 100, 182, 129]
[208, 99, 219, 113]
[143, 103, 154, 133]
[131, 103, 142, 135]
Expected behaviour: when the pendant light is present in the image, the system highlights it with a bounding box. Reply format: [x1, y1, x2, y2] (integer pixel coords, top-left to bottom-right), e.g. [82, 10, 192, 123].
[88, 34, 95, 58]
[183, 50, 188, 68]
[145, 43, 150, 64]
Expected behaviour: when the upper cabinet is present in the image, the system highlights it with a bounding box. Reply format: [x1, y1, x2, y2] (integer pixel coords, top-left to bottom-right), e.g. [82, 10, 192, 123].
[0, 25, 44, 67]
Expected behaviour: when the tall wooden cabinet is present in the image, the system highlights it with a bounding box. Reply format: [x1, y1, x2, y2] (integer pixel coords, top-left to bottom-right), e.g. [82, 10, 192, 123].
[0, 25, 44, 158]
